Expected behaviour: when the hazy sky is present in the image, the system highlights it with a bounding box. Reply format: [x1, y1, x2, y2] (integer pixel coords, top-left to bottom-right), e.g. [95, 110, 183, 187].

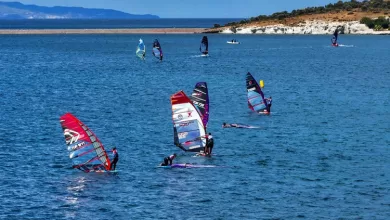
[2, 0, 339, 18]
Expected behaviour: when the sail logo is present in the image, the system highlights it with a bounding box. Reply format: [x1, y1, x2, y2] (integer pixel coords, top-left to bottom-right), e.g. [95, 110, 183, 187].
[179, 121, 194, 127]
[64, 129, 80, 145]
[193, 101, 204, 108]
[178, 132, 188, 139]
[178, 114, 183, 120]
[71, 141, 86, 151]
[247, 87, 256, 91]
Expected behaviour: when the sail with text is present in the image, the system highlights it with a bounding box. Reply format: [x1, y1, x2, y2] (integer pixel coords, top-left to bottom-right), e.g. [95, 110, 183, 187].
[199, 36, 208, 55]
[152, 39, 163, 61]
[171, 91, 206, 152]
[331, 29, 339, 47]
[190, 82, 209, 128]
[59, 113, 111, 173]
[246, 72, 269, 114]
[136, 38, 146, 59]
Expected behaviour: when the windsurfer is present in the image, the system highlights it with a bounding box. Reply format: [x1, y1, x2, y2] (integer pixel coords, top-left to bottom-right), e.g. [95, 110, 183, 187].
[110, 147, 119, 170]
[266, 96, 272, 112]
[160, 153, 177, 166]
[206, 133, 214, 155]
[222, 122, 238, 128]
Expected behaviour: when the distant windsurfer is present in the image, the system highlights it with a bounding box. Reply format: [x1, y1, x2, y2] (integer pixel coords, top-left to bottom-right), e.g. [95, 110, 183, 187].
[160, 153, 177, 166]
[222, 122, 238, 128]
[200, 36, 208, 55]
[153, 39, 163, 61]
[332, 28, 339, 46]
[110, 147, 119, 170]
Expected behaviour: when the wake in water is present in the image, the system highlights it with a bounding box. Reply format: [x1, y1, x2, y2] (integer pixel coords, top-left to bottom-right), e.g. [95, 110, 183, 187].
[191, 54, 210, 58]
[338, 44, 355, 47]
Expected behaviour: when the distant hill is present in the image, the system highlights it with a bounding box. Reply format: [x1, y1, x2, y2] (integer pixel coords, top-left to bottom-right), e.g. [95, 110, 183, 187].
[0, 1, 159, 19]
[223, 0, 389, 27]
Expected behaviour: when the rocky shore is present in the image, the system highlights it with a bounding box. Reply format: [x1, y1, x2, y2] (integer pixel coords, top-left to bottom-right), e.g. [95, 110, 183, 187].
[221, 20, 390, 35]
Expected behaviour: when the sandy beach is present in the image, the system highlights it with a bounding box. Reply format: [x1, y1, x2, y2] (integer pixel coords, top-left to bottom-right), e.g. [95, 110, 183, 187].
[0, 28, 208, 35]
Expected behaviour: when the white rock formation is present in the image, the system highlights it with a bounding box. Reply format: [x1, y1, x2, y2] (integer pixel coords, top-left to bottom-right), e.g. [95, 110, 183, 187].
[221, 20, 390, 35]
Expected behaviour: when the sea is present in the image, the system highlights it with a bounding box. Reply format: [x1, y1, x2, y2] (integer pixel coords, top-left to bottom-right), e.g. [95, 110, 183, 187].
[0, 18, 241, 29]
[0, 21, 389, 219]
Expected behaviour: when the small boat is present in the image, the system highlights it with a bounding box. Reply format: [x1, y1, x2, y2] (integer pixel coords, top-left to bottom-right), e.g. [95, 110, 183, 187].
[227, 40, 240, 44]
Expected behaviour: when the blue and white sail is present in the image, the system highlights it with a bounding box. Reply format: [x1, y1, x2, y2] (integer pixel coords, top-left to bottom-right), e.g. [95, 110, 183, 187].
[136, 38, 146, 59]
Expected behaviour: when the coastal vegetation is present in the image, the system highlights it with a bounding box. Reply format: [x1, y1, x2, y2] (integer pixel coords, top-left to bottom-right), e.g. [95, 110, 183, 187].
[221, 0, 390, 29]
[360, 16, 390, 30]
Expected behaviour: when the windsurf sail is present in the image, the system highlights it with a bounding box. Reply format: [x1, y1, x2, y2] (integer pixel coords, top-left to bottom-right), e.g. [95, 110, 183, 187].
[190, 82, 209, 128]
[136, 38, 146, 59]
[171, 91, 206, 152]
[332, 29, 338, 45]
[246, 72, 269, 114]
[59, 113, 111, 173]
[199, 36, 208, 55]
[152, 39, 163, 61]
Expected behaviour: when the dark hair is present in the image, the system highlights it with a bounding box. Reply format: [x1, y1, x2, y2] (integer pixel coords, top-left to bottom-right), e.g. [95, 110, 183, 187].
[208, 133, 211, 135]
[113, 147, 116, 150]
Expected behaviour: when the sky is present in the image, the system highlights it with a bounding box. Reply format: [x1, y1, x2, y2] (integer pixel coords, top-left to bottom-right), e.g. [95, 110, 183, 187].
[2, 0, 340, 18]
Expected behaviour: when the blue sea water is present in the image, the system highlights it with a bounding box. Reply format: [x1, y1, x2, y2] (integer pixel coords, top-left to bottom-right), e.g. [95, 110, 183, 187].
[0, 18, 241, 29]
[0, 34, 389, 219]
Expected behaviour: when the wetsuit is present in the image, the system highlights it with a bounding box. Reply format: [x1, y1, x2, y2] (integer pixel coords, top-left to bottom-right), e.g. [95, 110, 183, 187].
[267, 99, 272, 112]
[161, 154, 176, 166]
[168, 154, 176, 165]
[207, 135, 214, 154]
[111, 149, 119, 170]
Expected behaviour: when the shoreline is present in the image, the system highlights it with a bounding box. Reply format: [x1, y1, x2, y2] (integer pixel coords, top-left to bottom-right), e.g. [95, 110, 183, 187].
[219, 20, 390, 35]
[0, 23, 389, 35]
[0, 28, 208, 35]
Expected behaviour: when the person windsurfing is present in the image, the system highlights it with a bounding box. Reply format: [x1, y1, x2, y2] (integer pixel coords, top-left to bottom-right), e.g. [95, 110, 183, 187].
[138, 38, 146, 59]
[160, 153, 177, 166]
[332, 28, 339, 47]
[206, 133, 214, 155]
[200, 36, 208, 55]
[152, 39, 163, 61]
[222, 122, 238, 128]
[110, 147, 119, 170]
[266, 96, 272, 113]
